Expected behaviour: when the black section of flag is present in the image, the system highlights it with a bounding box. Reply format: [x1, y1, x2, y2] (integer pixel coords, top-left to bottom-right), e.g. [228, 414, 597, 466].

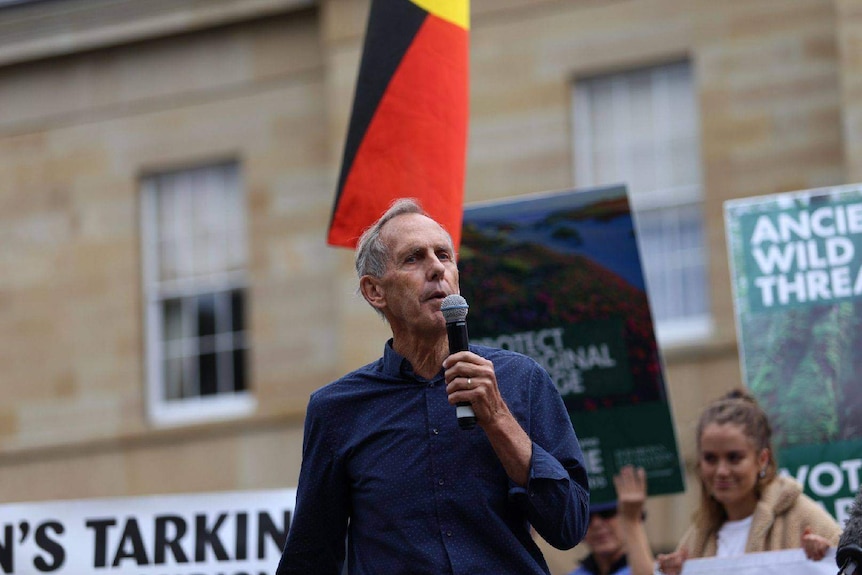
[331, 0, 428, 223]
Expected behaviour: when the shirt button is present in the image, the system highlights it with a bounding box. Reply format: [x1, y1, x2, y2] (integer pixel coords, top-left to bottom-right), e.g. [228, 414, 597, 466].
[428, 383, 434, 388]
[438, 479, 445, 485]
[432, 428, 439, 435]
[446, 531, 453, 537]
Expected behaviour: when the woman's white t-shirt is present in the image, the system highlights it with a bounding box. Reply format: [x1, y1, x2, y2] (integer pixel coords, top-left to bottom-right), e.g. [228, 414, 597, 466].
[716, 515, 753, 557]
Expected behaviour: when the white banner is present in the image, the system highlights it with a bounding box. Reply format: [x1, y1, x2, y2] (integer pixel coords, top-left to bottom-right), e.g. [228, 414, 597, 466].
[0, 488, 296, 575]
[661, 548, 838, 575]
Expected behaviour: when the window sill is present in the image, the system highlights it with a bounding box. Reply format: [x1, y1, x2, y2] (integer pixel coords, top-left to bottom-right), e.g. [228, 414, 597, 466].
[659, 330, 738, 363]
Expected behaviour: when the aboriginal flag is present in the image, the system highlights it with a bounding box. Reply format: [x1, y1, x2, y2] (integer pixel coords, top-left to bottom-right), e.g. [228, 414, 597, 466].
[326, 0, 470, 249]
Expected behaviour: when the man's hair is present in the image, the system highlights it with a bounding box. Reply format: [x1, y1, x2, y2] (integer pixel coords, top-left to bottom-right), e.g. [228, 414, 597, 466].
[355, 198, 451, 278]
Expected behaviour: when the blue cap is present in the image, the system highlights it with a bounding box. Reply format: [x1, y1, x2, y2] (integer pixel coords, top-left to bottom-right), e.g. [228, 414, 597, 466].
[589, 500, 618, 515]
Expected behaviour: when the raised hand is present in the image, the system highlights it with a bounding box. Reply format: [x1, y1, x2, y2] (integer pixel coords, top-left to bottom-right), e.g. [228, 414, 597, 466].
[800, 526, 830, 561]
[614, 465, 647, 522]
[656, 548, 688, 575]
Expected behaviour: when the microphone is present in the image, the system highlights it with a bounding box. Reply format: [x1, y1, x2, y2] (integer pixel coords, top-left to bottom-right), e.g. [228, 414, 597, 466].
[440, 294, 477, 430]
[837, 487, 862, 575]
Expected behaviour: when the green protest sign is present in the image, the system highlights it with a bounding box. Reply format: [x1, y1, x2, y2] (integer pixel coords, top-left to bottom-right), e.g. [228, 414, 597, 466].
[725, 184, 862, 518]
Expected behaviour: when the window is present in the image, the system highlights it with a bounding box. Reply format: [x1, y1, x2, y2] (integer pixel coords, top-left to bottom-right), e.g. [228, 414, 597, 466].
[140, 162, 254, 426]
[573, 61, 712, 345]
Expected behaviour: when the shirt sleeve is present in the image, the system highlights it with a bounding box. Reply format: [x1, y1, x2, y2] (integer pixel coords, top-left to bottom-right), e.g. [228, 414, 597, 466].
[275, 393, 350, 575]
[508, 364, 590, 550]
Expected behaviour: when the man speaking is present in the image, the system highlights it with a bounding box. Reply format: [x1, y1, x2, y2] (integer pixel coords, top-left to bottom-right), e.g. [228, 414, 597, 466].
[276, 198, 590, 574]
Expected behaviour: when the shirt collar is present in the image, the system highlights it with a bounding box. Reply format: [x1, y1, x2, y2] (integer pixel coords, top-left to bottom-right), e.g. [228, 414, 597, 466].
[381, 339, 442, 382]
[382, 339, 416, 379]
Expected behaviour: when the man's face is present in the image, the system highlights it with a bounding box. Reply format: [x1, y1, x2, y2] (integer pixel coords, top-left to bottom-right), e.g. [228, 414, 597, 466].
[372, 213, 459, 333]
[583, 510, 625, 561]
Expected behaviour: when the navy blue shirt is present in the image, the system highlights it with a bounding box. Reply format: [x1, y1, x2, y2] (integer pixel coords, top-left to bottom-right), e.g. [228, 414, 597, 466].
[276, 342, 589, 575]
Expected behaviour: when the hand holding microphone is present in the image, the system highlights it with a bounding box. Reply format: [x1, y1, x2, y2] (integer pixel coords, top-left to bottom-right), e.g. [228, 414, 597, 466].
[441, 294, 477, 430]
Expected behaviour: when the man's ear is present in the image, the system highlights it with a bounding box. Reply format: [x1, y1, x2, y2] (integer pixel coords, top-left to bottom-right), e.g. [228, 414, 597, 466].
[359, 276, 386, 311]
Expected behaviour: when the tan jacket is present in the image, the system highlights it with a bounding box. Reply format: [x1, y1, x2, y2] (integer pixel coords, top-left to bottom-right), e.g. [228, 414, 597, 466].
[678, 475, 842, 557]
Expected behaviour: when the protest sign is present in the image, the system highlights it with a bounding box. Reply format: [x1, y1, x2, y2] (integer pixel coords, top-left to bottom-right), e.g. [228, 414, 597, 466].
[459, 186, 684, 503]
[725, 184, 862, 518]
[669, 548, 837, 575]
[0, 488, 295, 575]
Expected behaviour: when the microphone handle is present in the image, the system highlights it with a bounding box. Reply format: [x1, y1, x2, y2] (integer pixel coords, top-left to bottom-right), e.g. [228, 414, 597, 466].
[838, 545, 862, 575]
[446, 320, 477, 430]
[839, 558, 858, 575]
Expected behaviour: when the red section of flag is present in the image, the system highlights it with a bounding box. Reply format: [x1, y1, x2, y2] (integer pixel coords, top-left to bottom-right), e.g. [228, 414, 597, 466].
[327, 13, 469, 249]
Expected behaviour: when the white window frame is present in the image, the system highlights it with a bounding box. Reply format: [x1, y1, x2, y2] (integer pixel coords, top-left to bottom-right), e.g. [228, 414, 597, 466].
[140, 162, 255, 427]
[573, 61, 713, 346]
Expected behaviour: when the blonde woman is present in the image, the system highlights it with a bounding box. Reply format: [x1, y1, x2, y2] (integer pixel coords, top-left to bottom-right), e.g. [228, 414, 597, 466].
[655, 390, 841, 574]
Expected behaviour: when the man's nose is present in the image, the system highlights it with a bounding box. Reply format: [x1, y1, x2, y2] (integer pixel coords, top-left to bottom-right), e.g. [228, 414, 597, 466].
[428, 254, 445, 279]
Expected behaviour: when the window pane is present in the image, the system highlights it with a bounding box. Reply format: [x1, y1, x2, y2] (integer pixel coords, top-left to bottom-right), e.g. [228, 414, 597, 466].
[157, 178, 179, 282]
[231, 289, 244, 333]
[233, 348, 246, 392]
[199, 352, 218, 396]
[163, 298, 184, 341]
[197, 293, 216, 338]
[163, 353, 185, 401]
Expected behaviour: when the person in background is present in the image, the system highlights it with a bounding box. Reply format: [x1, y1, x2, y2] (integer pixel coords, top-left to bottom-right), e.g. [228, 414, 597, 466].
[654, 389, 842, 575]
[276, 198, 590, 575]
[568, 465, 654, 575]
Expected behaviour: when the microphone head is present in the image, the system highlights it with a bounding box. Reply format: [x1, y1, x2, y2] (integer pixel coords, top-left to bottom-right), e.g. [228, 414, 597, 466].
[440, 294, 469, 324]
[837, 487, 862, 567]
